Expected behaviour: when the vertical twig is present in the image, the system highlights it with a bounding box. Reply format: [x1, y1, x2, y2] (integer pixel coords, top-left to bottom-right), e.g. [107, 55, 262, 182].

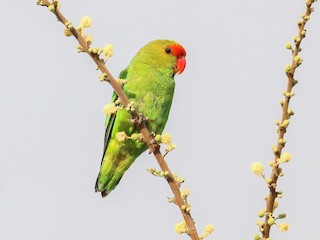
[262, 1, 316, 239]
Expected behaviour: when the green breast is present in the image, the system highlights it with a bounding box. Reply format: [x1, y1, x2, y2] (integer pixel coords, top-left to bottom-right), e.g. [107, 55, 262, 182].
[124, 63, 175, 135]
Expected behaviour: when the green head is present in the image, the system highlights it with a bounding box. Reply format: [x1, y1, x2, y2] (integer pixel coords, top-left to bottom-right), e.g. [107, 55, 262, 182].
[132, 39, 187, 77]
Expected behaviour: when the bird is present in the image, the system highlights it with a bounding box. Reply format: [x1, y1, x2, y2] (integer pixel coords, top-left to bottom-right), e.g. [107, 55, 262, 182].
[95, 39, 186, 197]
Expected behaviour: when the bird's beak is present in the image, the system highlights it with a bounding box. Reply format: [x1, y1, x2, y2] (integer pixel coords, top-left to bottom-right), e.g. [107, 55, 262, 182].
[175, 56, 186, 75]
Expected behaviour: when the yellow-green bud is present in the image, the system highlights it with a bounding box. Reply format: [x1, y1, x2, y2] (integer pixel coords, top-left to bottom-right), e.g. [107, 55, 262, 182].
[285, 42, 292, 49]
[288, 109, 294, 116]
[161, 132, 172, 144]
[181, 188, 190, 198]
[256, 220, 263, 227]
[258, 209, 266, 217]
[304, 15, 310, 21]
[294, 36, 301, 43]
[254, 234, 261, 240]
[165, 143, 176, 153]
[130, 133, 139, 140]
[278, 152, 292, 163]
[272, 146, 278, 153]
[115, 131, 127, 142]
[80, 16, 93, 29]
[251, 162, 265, 176]
[64, 27, 72, 37]
[103, 44, 113, 60]
[284, 64, 291, 73]
[294, 55, 303, 65]
[278, 139, 287, 145]
[154, 134, 162, 142]
[174, 221, 188, 234]
[278, 223, 289, 232]
[48, 4, 55, 11]
[278, 213, 287, 219]
[204, 224, 214, 234]
[168, 197, 174, 203]
[267, 217, 275, 225]
[282, 120, 290, 127]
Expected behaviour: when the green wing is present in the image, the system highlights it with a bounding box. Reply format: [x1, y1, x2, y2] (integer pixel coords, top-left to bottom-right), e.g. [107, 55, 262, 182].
[102, 67, 128, 147]
[95, 68, 128, 194]
[102, 92, 117, 147]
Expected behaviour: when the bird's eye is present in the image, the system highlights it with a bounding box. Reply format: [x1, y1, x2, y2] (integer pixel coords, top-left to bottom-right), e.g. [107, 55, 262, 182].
[165, 48, 171, 54]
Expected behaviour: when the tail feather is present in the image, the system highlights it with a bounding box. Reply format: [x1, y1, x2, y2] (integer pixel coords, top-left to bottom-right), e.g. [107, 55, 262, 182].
[101, 190, 111, 198]
[95, 172, 121, 198]
[95, 177, 110, 198]
[95, 154, 132, 197]
[95, 139, 147, 197]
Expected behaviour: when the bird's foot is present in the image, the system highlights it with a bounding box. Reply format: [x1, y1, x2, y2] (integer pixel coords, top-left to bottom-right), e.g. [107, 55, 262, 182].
[131, 113, 148, 126]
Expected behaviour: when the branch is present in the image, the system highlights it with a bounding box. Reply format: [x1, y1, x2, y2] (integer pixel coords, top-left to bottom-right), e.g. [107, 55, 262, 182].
[37, 1, 200, 239]
[261, 1, 316, 239]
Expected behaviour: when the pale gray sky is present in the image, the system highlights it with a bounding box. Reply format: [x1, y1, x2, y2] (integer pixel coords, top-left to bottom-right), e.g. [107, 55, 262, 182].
[1, 1, 320, 240]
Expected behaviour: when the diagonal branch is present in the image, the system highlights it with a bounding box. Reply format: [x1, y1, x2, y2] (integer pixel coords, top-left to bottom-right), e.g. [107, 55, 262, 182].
[37, 1, 200, 239]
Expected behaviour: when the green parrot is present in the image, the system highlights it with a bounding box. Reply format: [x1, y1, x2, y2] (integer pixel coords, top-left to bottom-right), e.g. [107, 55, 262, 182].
[95, 39, 187, 197]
